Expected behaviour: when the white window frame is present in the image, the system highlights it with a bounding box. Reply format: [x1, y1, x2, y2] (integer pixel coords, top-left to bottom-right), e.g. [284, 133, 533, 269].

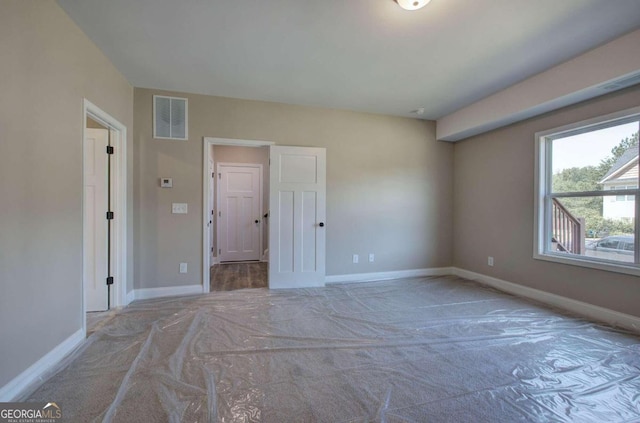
[153, 95, 188, 140]
[534, 106, 640, 276]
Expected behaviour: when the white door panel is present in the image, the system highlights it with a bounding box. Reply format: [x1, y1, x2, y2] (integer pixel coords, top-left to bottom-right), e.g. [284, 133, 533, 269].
[84, 128, 109, 312]
[301, 191, 318, 273]
[269, 146, 326, 289]
[218, 164, 262, 262]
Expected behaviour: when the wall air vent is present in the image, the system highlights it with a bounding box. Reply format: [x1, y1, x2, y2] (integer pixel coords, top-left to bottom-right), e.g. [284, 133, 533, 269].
[154, 95, 188, 140]
[600, 71, 640, 92]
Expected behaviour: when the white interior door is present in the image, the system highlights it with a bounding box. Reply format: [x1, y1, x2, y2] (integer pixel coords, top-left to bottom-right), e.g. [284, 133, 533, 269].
[218, 164, 262, 262]
[269, 146, 326, 289]
[84, 128, 109, 312]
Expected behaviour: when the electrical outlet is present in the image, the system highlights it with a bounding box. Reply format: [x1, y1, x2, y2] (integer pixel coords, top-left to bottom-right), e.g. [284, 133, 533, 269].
[352, 254, 359, 264]
[180, 262, 188, 273]
[369, 253, 375, 262]
[488, 256, 494, 267]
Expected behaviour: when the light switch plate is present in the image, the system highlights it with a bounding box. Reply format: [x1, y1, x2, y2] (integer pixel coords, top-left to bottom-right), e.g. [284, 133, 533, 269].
[172, 203, 188, 214]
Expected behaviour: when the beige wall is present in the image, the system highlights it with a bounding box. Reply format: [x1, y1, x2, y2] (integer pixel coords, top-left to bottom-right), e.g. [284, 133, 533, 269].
[0, 1, 133, 388]
[453, 85, 640, 318]
[212, 145, 270, 257]
[133, 88, 453, 289]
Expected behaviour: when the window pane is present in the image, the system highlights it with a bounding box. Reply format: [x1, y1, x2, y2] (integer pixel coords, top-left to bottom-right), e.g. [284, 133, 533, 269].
[550, 196, 634, 264]
[551, 122, 638, 193]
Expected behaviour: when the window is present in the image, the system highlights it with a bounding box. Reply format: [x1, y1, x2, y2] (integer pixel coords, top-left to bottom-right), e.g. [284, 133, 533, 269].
[535, 107, 640, 275]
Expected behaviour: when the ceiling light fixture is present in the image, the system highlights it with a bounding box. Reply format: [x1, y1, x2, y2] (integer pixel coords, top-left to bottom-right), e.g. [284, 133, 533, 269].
[395, 0, 431, 11]
[414, 107, 425, 115]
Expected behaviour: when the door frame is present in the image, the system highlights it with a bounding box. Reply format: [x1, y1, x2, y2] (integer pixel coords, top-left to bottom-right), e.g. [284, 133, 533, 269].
[82, 99, 128, 333]
[202, 137, 274, 293]
[216, 162, 263, 263]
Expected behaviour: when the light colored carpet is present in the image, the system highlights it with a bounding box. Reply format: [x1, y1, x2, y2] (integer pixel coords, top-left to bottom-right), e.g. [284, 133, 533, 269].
[24, 276, 640, 422]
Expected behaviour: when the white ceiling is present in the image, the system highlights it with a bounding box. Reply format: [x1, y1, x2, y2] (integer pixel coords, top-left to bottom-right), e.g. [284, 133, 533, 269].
[57, 0, 640, 120]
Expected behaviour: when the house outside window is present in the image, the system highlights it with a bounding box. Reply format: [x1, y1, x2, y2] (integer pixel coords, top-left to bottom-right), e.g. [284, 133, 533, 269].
[535, 107, 640, 275]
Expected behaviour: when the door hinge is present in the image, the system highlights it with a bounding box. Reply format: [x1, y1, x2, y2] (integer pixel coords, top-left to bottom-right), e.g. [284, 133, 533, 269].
[106, 146, 114, 155]
[218, 211, 221, 217]
[106, 211, 114, 220]
[106, 276, 114, 285]
[212, 172, 214, 178]
[218, 173, 221, 179]
[219, 249, 221, 255]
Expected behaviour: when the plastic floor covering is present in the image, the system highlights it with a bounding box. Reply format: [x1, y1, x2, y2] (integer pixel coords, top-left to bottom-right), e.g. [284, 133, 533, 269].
[25, 276, 640, 422]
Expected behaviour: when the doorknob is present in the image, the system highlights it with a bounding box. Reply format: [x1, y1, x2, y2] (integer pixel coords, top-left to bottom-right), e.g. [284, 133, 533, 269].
[319, 222, 325, 227]
[255, 219, 259, 224]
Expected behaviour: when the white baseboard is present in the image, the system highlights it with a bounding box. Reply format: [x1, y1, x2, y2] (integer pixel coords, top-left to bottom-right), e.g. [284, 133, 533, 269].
[452, 268, 640, 333]
[0, 329, 85, 401]
[126, 289, 135, 305]
[132, 284, 203, 301]
[211, 257, 220, 265]
[325, 267, 453, 285]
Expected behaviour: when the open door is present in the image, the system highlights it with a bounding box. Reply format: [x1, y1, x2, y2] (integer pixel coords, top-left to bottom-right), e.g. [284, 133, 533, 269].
[269, 146, 326, 289]
[84, 128, 109, 311]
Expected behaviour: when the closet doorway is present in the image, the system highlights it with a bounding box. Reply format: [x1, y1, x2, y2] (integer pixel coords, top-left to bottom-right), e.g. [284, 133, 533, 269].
[204, 140, 271, 292]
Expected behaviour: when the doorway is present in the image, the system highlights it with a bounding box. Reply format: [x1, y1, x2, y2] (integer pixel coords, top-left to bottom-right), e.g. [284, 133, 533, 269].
[202, 138, 327, 292]
[203, 140, 271, 292]
[83, 99, 127, 335]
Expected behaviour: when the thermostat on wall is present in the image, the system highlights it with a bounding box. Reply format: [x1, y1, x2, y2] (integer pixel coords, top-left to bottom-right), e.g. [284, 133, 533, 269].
[160, 178, 173, 188]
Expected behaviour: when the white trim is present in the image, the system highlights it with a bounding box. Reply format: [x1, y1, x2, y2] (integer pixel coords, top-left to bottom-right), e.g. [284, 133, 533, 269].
[203, 137, 275, 147]
[202, 137, 274, 295]
[0, 329, 84, 401]
[132, 285, 203, 301]
[325, 268, 453, 284]
[83, 99, 128, 333]
[211, 257, 220, 266]
[452, 268, 640, 333]
[126, 289, 135, 305]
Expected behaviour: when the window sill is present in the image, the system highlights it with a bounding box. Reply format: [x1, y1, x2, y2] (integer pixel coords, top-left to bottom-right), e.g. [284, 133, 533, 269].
[534, 252, 640, 277]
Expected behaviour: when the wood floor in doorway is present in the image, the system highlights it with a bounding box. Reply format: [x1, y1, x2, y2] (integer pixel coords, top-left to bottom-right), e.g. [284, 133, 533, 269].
[210, 262, 267, 291]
